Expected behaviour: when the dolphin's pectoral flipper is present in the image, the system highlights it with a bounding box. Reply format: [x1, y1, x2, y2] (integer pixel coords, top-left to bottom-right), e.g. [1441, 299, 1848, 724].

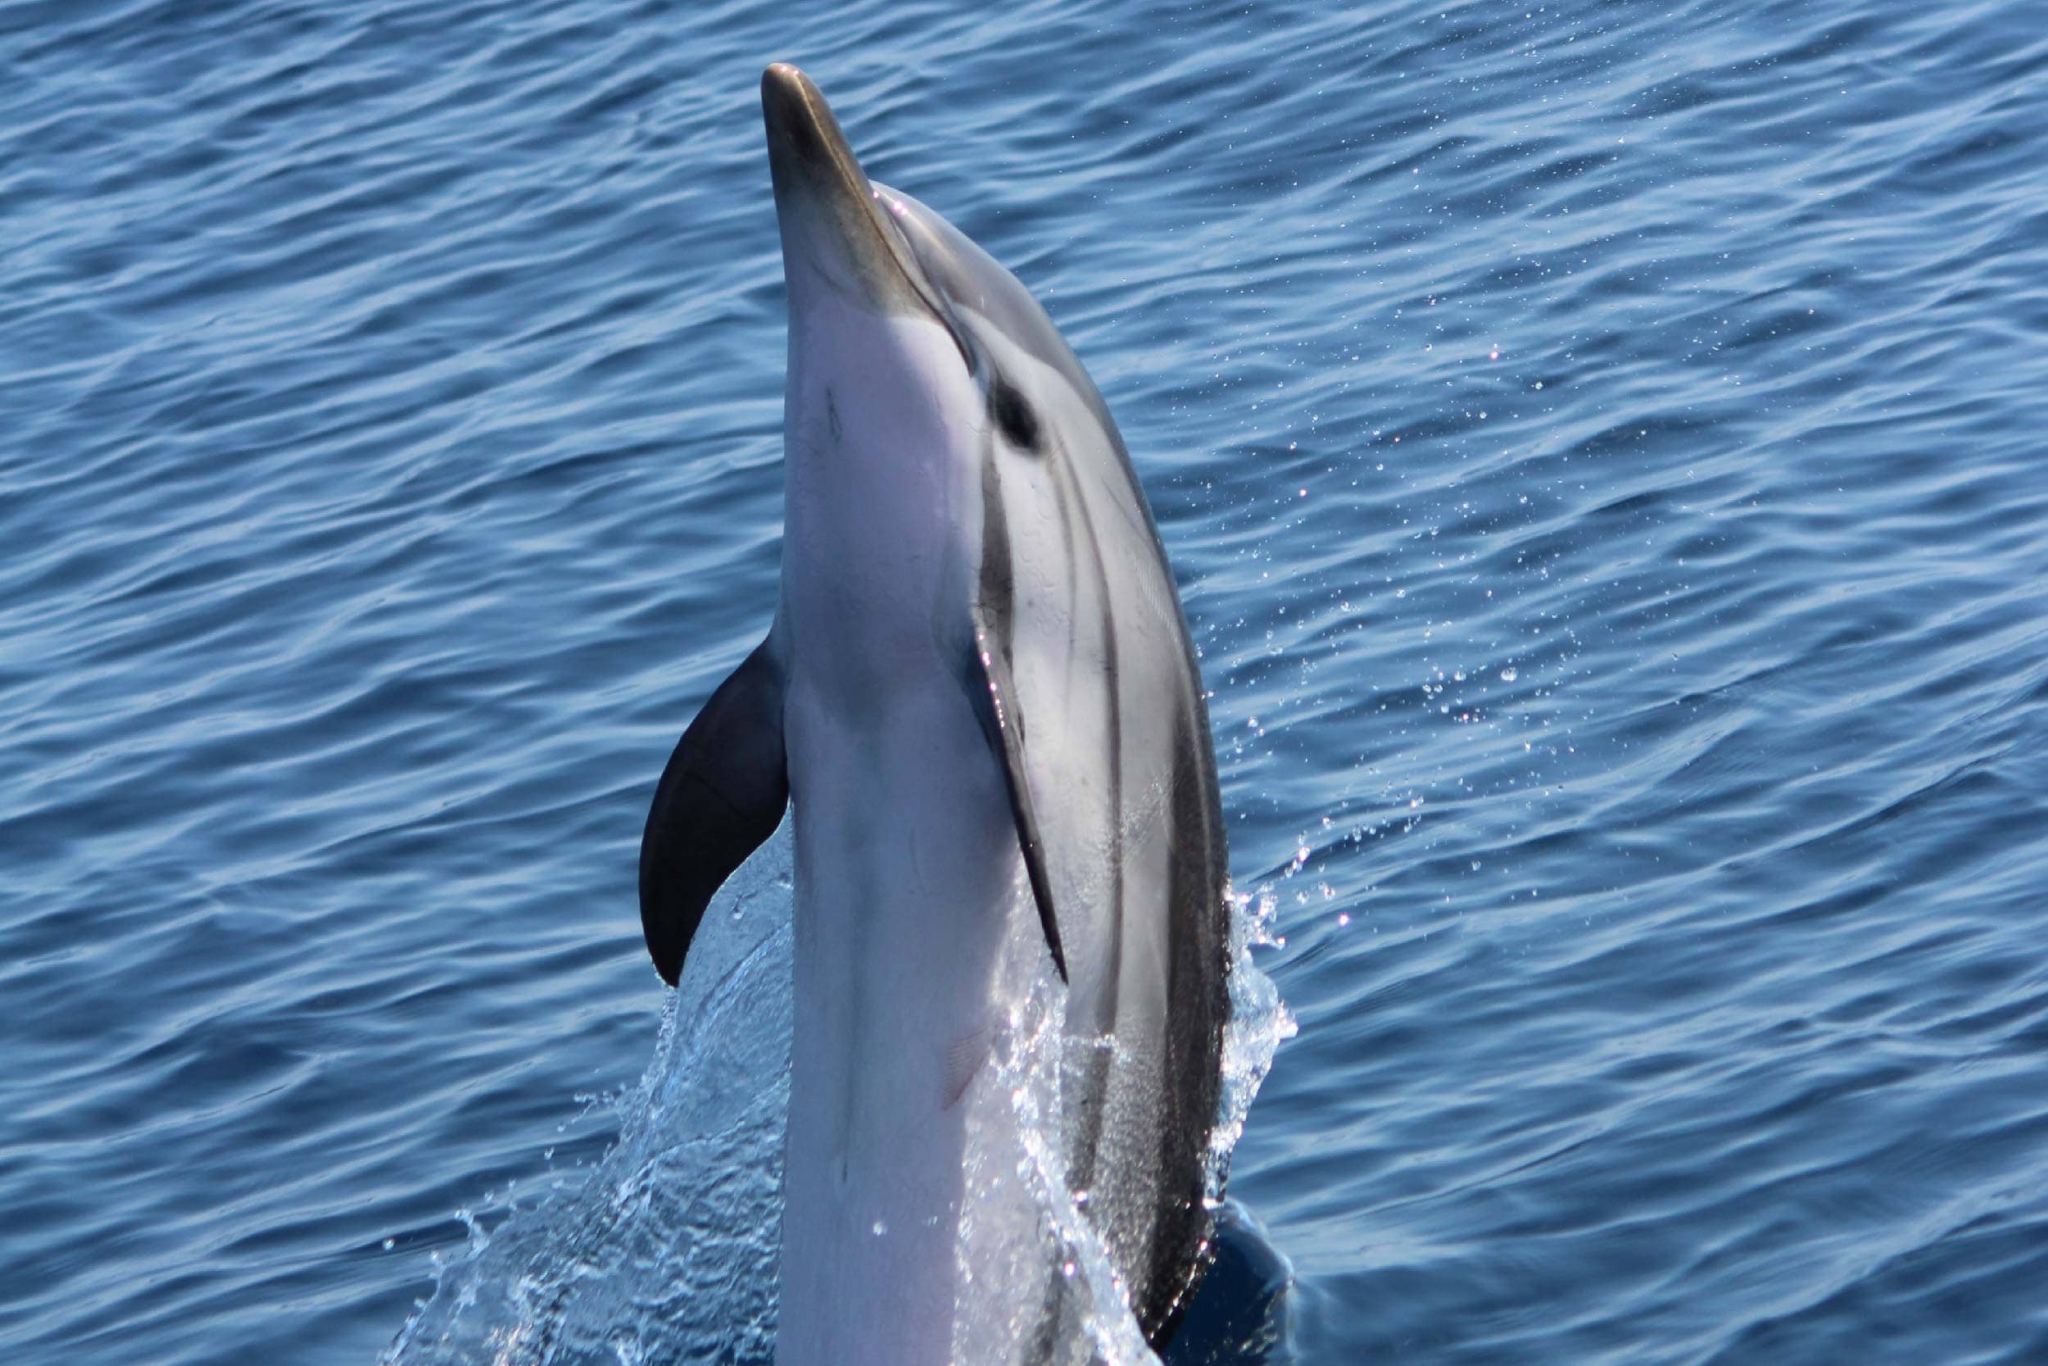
[639, 640, 789, 986]
[964, 624, 1069, 983]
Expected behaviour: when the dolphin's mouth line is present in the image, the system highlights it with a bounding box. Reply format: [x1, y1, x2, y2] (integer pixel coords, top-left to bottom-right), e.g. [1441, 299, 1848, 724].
[867, 188, 977, 365]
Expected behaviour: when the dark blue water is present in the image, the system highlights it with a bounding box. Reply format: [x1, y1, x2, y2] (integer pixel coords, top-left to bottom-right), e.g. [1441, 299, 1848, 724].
[6, 1, 2048, 1362]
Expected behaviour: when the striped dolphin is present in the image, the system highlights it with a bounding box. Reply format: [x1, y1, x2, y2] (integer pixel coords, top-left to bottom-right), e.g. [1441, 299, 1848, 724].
[637, 63, 1230, 1362]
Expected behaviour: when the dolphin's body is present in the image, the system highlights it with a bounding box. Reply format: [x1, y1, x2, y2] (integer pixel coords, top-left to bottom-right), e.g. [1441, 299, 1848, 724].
[638, 65, 1230, 1363]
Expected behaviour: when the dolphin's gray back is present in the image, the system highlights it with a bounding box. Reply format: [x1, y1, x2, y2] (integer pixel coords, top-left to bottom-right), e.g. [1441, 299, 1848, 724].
[882, 188, 1231, 1344]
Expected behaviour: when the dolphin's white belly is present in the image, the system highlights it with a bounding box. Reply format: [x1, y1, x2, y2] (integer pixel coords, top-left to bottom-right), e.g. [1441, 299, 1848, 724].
[775, 670, 1049, 1365]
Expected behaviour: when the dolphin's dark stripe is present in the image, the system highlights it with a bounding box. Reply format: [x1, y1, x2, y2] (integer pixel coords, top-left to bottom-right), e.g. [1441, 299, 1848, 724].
[972, 425, 1069, 983]
[977, 425, 1015, 664]
[1138, 696, 1230, 1343]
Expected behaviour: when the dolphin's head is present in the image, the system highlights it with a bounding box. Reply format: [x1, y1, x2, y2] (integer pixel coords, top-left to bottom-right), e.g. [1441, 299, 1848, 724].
[761, 64, 958, 339]
[758, 66, 1144, 688]
[761, 64, 1110, 414]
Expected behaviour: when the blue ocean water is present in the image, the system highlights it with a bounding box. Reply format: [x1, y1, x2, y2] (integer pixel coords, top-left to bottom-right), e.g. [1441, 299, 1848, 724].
[6, 0, 2048, 1361]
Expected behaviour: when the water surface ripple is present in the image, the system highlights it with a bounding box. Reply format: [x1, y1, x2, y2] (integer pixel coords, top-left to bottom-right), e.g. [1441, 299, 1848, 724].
[4, 0, 2047, 1362]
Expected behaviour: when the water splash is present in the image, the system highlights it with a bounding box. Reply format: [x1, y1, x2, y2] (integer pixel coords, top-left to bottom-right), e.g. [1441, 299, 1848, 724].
[381, 826, 1288, 1365]
[381, 837, 795, 1366]
[1211, 888, 1297, 1201]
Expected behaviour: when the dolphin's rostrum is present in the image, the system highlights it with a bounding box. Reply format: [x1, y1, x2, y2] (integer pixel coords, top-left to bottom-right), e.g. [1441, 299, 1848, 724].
[639, 63, 1230, 1361]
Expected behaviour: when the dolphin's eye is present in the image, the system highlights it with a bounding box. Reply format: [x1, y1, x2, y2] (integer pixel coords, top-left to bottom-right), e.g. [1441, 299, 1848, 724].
[989, 377, 1041, 453]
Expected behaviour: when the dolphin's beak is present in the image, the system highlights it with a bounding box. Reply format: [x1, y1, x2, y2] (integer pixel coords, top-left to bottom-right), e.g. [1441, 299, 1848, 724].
[762, 63, 927, 316]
